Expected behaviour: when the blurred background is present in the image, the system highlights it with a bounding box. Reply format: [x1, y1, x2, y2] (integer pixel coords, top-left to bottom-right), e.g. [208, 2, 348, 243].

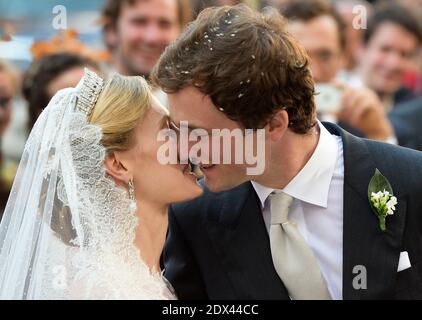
[0, 1, 105, 68]
[0, 0, 421, 215]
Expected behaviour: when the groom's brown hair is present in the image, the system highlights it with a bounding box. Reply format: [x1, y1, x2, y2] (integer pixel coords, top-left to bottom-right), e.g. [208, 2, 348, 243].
[151, 4, 316, 133]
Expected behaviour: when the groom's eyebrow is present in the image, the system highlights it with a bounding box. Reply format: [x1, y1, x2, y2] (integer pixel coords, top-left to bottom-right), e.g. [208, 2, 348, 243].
[169, 117, 212, 133]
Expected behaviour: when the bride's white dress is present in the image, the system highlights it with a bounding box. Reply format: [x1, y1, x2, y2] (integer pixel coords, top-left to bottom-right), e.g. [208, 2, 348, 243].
[0, 70, 176, 299]
[45, 228, 175, 300]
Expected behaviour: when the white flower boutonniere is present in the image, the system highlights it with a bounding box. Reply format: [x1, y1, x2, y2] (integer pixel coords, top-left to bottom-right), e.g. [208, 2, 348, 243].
[368, 169, 397, 232]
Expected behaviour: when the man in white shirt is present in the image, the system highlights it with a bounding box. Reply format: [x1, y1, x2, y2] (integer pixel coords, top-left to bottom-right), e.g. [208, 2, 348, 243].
[251, 122, 344, 299]
[153, 4, 422, 300]
[281, 0, 397, 144]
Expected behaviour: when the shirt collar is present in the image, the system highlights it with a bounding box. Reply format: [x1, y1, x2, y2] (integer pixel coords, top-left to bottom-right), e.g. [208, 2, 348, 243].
[251, 121, 338, 209]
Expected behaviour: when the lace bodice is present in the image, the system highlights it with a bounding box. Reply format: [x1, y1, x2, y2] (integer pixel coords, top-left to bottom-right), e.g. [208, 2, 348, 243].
[0, 78, 176, 299]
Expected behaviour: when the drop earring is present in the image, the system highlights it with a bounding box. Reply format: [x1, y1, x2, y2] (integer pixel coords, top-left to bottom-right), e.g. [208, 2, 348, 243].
[128, 179, 137, 213]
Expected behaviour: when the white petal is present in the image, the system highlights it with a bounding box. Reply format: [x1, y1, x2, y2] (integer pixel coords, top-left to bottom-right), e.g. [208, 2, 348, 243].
[371, 192, 381, 200]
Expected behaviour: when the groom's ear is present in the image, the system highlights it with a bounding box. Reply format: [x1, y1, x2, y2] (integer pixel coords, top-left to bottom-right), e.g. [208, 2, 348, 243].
[267, 109, 289, 141]
[104, 151, 131, 185]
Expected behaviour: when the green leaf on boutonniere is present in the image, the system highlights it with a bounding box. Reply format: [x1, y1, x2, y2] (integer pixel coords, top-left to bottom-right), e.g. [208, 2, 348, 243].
[368, 169, 396, 232]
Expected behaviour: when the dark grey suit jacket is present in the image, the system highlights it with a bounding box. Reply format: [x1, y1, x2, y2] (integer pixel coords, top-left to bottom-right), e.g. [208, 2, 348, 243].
[163, 122, 422, 299]
[389, 97, 422, 151]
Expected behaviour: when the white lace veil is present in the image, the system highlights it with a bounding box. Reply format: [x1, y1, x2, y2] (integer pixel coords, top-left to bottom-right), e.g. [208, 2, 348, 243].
[0, 69, 174, 299]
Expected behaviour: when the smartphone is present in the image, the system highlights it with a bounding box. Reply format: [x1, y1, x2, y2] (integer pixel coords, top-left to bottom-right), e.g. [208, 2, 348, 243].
[314, 83, 343, 114]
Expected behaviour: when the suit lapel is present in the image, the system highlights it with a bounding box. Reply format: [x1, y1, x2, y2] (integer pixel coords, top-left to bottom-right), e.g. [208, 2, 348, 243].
[205, 122, 407, 299]
[324, 122, 407, 299]
[205, 182, 289, 299]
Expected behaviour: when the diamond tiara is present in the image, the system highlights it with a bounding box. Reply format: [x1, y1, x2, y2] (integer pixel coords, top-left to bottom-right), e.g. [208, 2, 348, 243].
[75, 68, 104, 118]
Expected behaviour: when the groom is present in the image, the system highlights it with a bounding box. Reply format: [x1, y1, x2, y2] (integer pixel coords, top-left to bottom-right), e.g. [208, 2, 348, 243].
[151, 5, 422, 299]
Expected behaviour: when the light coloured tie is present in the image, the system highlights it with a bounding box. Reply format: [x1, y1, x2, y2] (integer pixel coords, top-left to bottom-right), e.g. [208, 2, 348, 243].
[269, 192, 331, 300]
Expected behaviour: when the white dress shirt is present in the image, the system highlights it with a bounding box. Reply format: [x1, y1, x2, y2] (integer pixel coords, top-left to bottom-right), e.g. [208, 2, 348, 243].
[251, 122, 344, 300]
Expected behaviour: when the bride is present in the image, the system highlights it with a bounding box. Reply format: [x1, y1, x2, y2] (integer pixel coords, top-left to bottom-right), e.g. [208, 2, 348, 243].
[0, 69, 203, 299]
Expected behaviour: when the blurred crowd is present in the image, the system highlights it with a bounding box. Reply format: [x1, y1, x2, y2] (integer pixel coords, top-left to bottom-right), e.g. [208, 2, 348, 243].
[1, 0, 422, 214]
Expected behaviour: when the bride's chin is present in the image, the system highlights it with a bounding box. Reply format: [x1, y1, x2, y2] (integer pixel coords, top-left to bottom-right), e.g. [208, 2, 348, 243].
[192, 184, 204, 198]
[175, 181, 203, 203]
[186, 181, 204, 200]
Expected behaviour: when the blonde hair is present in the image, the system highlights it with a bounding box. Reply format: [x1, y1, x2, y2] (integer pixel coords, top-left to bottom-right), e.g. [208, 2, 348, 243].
[88, 74, 151, 153]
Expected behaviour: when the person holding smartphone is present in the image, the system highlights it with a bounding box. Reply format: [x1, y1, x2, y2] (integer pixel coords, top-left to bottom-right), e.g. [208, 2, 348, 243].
[281, 0, 400, 144]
